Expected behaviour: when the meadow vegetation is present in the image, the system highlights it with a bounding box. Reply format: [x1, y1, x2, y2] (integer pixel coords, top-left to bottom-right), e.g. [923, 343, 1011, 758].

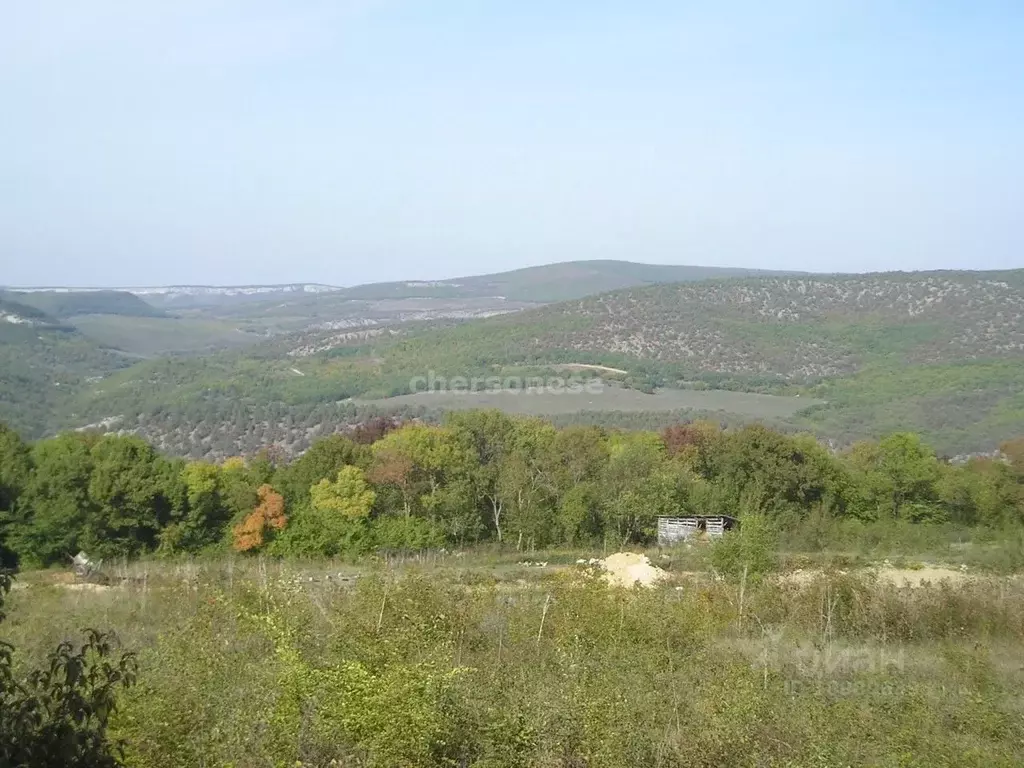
[2, 545, 1023, 767]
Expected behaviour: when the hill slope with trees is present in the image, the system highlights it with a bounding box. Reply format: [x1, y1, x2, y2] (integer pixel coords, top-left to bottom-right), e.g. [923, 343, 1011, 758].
[6, 268, 1024, 456]
[389, 270, 1024, 380]
[1, 290, 166, 319]
[0, 319, 134, 438]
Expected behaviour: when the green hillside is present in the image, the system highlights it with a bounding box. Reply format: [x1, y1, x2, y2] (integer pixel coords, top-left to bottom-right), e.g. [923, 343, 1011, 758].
[68, 314, 264, 357]
[1, 289, 165, 319]
[0, 296, 62, 326]
[398, 270, 1024, 381]
[52, 268, 1024, 456]
[0, 323, 133, 438]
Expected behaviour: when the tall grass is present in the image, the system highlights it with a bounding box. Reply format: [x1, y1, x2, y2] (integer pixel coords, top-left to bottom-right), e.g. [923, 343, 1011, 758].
[777, 512, 1024, 572]
[2, 554, 1023, 767]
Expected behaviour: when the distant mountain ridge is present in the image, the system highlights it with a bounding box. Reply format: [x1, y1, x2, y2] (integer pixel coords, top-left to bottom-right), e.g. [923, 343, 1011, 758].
[3, 283, 339, 293]
[333, 260, 806, 302]
[2, 284, 343, 310]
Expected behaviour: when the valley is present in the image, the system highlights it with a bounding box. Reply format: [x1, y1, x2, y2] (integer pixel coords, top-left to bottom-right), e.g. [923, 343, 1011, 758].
[4, 262, 1024, 458]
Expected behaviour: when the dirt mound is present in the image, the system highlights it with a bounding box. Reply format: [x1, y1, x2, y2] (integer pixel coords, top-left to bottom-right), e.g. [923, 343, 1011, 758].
[598, 552, 668, 588]
[877, 566, 973, 588]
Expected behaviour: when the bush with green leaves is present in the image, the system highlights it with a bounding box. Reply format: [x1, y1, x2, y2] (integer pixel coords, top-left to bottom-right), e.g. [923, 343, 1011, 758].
[710, 512, 779, 583]
[0, 571, 137, 767]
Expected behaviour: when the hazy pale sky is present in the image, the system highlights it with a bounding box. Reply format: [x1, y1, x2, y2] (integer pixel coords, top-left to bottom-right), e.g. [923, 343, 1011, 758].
[2, 1, 1022, 286]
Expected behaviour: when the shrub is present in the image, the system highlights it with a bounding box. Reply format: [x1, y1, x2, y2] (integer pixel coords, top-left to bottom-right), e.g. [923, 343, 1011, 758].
[710, 513, 778, 583]
[371, 515, 446, 552]
[0, 571, 137, 767]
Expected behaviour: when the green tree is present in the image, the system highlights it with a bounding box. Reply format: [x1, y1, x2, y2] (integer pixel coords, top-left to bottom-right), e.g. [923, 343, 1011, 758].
[160, 461, 231, 553]
[848, 433, 941, 520]
[939, 459, 1023, 527]
[275, 435, 369, 509]
[446, 410, 516, 542]
[0, 424, 29, 515]
[310, 465, 376, 521]
[11, 433, 97, 566]
[707, 426, 850, 517]
[84, 436, 183, 559]
[547, 425, 609, 502]
[495, 419, 558, 549]
[600, 432, 684, 544]
[370, 424, 482, 543]
[556, 481, 604, 545]
[278, 466, 377, 557]
[0, 424, 31, 566]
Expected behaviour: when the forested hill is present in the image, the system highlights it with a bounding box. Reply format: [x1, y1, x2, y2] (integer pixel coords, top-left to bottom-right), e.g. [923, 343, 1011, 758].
[49, 267, 1024, 458]
[0, 322, 133, 438]
[0, 289, 165, 319]
[0, 296, 62, 327]
[367, 269, 1024, 452]
[0, 291, 165, 437]
[335, 259, 803, 302]
[418, 269, 1024, 380]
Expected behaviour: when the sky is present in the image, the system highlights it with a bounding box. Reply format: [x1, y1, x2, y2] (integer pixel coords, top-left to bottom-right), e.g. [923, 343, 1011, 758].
[1, 1, 1022, 287]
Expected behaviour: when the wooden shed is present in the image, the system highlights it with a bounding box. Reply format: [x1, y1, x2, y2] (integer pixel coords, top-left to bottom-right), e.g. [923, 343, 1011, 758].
[657, 515, 739, 545]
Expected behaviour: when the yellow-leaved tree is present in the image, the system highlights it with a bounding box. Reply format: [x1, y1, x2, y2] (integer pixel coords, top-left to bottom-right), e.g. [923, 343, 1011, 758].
[275, 466, 375, 556]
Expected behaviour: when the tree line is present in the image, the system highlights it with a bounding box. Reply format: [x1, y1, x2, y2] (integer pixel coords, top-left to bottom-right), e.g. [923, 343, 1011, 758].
[1, 413, 1023, 567]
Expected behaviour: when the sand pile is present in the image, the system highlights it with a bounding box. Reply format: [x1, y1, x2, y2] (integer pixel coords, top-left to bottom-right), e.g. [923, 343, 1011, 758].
[877, 566, 973, 588]
[598, 552, 668, 588]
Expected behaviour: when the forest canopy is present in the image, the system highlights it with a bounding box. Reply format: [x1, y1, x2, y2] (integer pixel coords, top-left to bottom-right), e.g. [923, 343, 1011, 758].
[1, 414, 1022, 567]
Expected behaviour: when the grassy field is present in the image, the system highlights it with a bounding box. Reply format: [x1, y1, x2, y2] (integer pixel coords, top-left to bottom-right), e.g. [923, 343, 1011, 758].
[71, 314, 265, 356]
[355, 385, 820, 420]
[3, 532, 1023, 767]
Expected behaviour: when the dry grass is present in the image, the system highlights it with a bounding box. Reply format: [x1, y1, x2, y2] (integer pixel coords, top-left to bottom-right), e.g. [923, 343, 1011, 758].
[2, 554, 1023, 767]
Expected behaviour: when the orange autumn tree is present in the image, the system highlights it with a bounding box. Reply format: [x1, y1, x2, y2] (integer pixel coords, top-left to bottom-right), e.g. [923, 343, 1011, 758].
[232, 484, 287, 552]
